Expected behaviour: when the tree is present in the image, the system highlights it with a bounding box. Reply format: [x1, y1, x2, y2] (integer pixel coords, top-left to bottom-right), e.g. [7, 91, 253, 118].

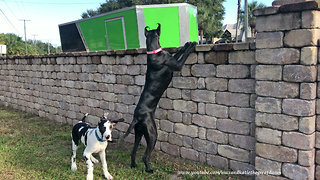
[0, 33, 61, 56]
[188, 0, 224, 43]
[81, 0, 225, 44]
[239, 1, 266, 38]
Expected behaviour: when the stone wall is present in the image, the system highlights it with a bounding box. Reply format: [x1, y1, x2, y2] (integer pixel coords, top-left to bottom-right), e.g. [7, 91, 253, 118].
[1, 1, 320, 179]
[254, 0, 319, 179]
[0, 43, 257, 172]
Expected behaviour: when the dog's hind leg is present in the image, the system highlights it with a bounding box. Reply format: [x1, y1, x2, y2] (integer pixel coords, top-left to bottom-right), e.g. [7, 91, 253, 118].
[142, 124, 157, 173]
[71, 140, 78, 171]
[131, 130, 143, 168]
[99, 151, 113, 180]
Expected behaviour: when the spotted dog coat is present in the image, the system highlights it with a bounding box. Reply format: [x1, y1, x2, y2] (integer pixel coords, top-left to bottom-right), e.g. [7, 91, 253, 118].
[71, 113, 124, 180]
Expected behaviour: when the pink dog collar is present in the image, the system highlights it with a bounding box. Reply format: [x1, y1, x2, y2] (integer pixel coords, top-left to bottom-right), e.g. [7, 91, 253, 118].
[147, 48, 162, 54]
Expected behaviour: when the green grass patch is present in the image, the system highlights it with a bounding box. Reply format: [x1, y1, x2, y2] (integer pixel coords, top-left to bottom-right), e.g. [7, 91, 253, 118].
[0, 106, 251, 180]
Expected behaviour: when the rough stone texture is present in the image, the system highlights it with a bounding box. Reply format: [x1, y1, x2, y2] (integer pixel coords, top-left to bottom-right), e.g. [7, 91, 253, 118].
[255, 157, 282, 176]
[256, 143, 297, 163]
[181, 147, 199, 161]
[253, 6, 279, 16]
[282, 99, 315, 116]
[229, 160, 255, 171]
[316, 132, 320, 148]
[302, 10, 320, 28]
[174, 123, 198, 137]
[160, 120, 174, 132]
[282, 132, 315, 150]
[255, 65, 282, 81]
[228, 51, 256, 64]
[228, 79, 255, 93]
[300, 83, 316, 100]
[204, 51, 228, 64]
[216, 65, 249, 79]
[299, 116, 315, 134]
[256, 128, 282, 145]
[229, 107, 255, 122]
[207, 154, 229, 170]
[166, 88, 181, 99]
[193, 138, 217, 154]
[167, 110, 182, 123]
[283, 65, 317, 83]
[192, 114, 216, 129]
[301, 47, 318, 65]
[232, 43, 249, 50]
[272, 0, 314, 6]
[256, 12, 301, 32]
[317, 165, 320, 180]
[173, 100, 197, 113]
[191, 64, 215, 77]
[256, 81, 299, 98]
[218, 145, 250, 162]
[191, 90, 215, 103]
[299, 150, 315, 166]
[256, 113, 299, 131]
[205, 104, 229, 118]
[256, 48, 300, 65]
[205, 78, 228, 91]
[217, 119, 250, 135]
[160, 142, 180, 156]
[216, 92, 250, 107]
[207, 129, 228, 144]
[284, 29, 320, 47]
[172, 77, 197, 89]
[229, 134, 255, 151]
[282, 163, 314, 180]
[256, 32, 283, 49]
[255, 97, 282, 113]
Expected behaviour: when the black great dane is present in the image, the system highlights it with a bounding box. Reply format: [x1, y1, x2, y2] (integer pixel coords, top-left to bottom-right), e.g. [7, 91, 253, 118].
[123, 23, 196, 173]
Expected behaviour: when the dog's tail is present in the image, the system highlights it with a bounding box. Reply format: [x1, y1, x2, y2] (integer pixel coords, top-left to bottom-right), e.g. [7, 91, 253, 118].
[81, 113, 89, 122]
[121, 118, 138, 139]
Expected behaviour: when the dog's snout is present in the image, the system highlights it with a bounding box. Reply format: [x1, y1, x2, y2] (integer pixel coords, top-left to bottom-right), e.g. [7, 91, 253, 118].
[106, 135, 110, 140]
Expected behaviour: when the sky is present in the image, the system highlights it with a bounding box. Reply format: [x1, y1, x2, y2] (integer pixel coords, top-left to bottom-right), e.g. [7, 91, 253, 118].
[0, 0, 272, 47]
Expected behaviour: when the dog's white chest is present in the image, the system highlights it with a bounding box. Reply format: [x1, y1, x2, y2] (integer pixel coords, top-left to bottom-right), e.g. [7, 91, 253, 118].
[92, 142, 108, 153]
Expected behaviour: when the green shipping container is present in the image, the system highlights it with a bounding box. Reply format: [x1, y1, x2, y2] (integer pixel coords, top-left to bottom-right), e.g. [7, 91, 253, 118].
[59, 3, 198, 52]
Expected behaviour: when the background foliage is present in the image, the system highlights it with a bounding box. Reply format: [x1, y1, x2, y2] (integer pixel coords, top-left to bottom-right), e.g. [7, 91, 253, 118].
[0, 33, 61, 56]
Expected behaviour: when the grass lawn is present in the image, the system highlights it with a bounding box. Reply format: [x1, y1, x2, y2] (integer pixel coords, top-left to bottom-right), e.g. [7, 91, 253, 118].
[0, 106, 251, 180]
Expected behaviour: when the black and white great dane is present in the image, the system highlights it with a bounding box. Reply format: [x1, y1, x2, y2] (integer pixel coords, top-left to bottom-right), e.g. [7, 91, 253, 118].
[71, 112, 124, 180]
[122, 23, 196, 173]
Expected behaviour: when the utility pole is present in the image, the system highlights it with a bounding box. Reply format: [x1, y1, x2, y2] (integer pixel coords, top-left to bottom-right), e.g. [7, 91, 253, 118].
[20, 19, 30, 54]
[235, 0, 241, 43]
[244, 0, 248, 42]
[32, 34, 38, 50]
[47, 40, 50, 54]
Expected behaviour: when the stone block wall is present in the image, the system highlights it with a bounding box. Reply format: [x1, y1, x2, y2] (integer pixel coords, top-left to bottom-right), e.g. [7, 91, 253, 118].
[254, 1, 319, 179]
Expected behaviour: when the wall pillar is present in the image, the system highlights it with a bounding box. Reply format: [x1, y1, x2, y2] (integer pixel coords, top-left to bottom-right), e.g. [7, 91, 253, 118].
[254, 0, 320, 179]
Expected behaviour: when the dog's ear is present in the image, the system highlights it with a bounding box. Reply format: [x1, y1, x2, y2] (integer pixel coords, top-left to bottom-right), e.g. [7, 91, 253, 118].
[156, 23, 161, 36]
[100, 112, 109, 121]
[145, 26, 150, 37]
[103, 112, 109, 119]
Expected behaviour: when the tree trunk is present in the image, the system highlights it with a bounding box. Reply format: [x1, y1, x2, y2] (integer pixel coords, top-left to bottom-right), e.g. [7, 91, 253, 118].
[200, 29, 204, 44]
[235, 0, 241, 42]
